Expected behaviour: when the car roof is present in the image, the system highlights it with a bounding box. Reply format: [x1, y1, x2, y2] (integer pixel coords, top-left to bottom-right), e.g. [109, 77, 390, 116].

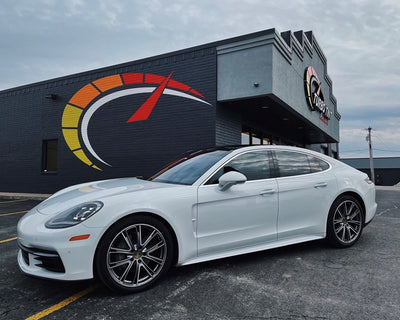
[182, 145, 336, 163]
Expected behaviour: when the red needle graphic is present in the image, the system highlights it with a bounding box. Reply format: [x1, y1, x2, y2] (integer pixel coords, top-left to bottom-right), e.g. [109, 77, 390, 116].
[127, 72, 173, 123]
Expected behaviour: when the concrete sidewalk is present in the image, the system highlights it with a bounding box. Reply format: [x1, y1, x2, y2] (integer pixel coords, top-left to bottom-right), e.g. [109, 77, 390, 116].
[0, 192, 51, 201]
[375, 185, 400, 191]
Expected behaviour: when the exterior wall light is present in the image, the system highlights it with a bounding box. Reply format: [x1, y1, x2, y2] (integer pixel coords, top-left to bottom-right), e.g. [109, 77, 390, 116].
[45, 94, 58, 100]
[253, 82, 259, 87]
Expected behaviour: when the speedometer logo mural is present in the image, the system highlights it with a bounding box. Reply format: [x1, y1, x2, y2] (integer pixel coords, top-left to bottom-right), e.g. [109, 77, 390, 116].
[62, 73, 211, 171]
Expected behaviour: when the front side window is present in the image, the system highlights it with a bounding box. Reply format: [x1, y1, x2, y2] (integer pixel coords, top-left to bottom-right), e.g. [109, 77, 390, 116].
[275, 151, 310, 177]
[206, 151, 271, 184]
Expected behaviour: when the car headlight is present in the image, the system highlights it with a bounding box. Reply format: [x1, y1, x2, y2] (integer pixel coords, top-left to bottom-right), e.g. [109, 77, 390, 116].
[45, 201, 103, 229]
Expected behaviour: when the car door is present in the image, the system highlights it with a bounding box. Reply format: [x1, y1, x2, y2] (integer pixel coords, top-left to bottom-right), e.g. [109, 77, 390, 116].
[273, 150, 337, 240]
[196, 150, 278, 256]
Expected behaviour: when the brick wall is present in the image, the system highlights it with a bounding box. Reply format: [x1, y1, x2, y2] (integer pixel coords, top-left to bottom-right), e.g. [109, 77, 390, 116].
[0, 46, 218, 193]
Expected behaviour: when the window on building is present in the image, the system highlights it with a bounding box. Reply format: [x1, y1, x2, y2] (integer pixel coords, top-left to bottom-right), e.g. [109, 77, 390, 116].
[241, 131, 251, 145]
[42, 139, 58, 172]
[242, 127, 271, 145]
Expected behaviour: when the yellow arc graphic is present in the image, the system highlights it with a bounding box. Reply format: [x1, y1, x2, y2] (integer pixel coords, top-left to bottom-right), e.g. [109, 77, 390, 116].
[62, 75, 123, 171]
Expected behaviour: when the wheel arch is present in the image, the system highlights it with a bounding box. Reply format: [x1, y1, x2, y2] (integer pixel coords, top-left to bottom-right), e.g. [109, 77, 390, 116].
[325, 191, 366, 247]
[93, 211, 180, 277]
[330, 191, 366, 225]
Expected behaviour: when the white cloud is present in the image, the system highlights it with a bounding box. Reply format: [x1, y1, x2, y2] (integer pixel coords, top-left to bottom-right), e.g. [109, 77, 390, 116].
[1, 0, 400, 158]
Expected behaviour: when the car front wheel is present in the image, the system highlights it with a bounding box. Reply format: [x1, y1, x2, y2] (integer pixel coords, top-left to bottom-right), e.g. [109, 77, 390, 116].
[327, 195, 364, 248]
[95, 215, 174, 293]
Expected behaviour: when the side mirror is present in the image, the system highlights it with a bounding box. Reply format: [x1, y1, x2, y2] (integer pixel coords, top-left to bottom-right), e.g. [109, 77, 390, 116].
[218, 171, 247, 191]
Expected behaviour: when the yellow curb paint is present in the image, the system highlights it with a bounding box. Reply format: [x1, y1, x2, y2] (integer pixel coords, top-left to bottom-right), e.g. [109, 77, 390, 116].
[0, 237, 18, 244]
[25, 285, 99, 320]
[0, 210, 28, 217]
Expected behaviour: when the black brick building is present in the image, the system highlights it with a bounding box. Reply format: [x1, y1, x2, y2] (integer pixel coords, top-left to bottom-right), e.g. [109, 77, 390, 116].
[0, 29, 340, 193]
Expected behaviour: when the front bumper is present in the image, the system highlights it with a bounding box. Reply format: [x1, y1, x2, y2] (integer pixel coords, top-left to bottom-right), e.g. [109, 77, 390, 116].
[17, 208, 103, 281]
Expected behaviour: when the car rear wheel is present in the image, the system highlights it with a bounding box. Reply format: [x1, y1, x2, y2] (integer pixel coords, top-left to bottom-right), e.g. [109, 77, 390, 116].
[327, 195, 364, 248]
[95, 215, 174, 293]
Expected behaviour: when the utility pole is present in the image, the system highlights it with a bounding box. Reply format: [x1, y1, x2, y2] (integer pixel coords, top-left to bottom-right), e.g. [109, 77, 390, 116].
[367, 127, 375, 183]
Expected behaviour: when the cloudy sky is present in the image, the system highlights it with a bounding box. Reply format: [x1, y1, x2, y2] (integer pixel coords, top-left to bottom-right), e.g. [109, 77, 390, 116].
[1, 0, 399, 158]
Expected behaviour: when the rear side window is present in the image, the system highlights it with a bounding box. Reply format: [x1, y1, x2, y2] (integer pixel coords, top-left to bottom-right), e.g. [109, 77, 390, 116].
[275, 151, 329, 177]
[308, 155, 330, 173]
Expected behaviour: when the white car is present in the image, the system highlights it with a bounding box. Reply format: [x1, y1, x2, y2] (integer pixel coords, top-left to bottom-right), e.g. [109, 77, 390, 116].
[17, 145, 377, 293]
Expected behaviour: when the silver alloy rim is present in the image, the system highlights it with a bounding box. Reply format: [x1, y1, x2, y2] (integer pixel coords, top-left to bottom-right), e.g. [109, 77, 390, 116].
[106, 223, 167, 287]
[333, 200, 362, 244]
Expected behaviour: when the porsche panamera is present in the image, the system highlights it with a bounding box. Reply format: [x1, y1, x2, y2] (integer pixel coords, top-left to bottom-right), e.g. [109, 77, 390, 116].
[17, 145, 377, 293]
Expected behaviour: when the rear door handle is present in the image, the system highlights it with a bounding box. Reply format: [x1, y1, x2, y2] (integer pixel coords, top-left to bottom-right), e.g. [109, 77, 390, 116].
[314, 182, 328, 188]
[260, 189, 276, 196]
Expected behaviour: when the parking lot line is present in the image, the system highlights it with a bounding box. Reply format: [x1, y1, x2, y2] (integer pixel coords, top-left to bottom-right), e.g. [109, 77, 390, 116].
[0, 236, 18, 244]
[0, 199, 29, 204]
[25, 284, 99, 320]
[0, 210, 28, 217]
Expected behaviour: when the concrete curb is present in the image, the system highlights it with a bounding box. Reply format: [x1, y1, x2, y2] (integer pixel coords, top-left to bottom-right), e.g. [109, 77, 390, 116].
[375, 186, 400, 191]
[0, 193, 51, 201]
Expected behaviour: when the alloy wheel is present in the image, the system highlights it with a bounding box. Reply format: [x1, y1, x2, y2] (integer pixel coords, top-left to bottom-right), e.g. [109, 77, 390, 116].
[333, 200, 362, 244]
[106, 223, 167, 288]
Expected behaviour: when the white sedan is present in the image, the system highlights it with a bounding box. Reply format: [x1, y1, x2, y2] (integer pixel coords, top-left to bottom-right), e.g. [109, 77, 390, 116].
[17, 146, 377, 293]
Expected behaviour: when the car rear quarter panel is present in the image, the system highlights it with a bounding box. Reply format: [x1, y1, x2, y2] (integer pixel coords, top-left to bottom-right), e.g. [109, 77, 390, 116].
[331, 164, 377, 223]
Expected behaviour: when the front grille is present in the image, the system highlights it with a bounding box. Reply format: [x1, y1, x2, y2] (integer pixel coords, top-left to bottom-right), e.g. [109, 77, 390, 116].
[18, 242, 65, 273]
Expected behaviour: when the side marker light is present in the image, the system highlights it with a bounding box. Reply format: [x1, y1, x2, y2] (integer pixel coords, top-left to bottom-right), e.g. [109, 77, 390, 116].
[69, 234, 90, 241]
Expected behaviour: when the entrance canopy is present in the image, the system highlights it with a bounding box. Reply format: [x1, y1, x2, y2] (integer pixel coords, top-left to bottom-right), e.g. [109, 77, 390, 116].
[216, 29, 340, 146]
[222, 94, 337, 146]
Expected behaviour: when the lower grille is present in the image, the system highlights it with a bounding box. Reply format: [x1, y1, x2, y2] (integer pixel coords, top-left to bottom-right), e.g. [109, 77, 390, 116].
[21, 248, 29, 265]
[18, 242, 65, 273]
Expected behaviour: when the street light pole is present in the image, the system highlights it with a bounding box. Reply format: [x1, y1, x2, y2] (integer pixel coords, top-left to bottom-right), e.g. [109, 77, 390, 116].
[367, 127, 375, 183]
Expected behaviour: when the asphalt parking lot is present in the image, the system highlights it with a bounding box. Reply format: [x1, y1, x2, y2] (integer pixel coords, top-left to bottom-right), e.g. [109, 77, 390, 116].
[1, 189, 399, 320]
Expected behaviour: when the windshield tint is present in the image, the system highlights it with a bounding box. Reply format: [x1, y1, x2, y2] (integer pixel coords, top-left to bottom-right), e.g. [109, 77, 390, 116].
[151, 150, 231, 185]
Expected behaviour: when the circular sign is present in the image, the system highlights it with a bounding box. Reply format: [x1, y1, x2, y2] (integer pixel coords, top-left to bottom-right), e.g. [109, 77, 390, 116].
[304, 66, 332, 122]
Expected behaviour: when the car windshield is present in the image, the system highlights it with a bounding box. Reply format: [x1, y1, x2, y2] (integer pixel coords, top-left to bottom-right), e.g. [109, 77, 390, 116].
[150, 149, 231, 185]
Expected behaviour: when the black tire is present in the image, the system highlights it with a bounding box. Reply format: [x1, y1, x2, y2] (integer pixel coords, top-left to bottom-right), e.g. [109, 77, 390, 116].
[326, 195, 364, 248]
[95, 215, 174, 293]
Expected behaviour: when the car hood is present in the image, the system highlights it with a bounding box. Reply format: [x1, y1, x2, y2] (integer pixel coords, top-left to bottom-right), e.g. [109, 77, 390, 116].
[36, 178, 176, 215]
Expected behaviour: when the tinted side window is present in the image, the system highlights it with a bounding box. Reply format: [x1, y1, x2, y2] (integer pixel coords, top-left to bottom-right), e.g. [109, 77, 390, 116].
[206, 151, 271, 184]
[308, 156, 330, 173]
[275, 151, 311, 177]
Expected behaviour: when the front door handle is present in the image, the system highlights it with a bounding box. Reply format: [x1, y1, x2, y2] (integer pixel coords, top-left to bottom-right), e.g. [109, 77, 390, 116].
[260, 189, 275, 196]
[314, 182, 328, 188]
